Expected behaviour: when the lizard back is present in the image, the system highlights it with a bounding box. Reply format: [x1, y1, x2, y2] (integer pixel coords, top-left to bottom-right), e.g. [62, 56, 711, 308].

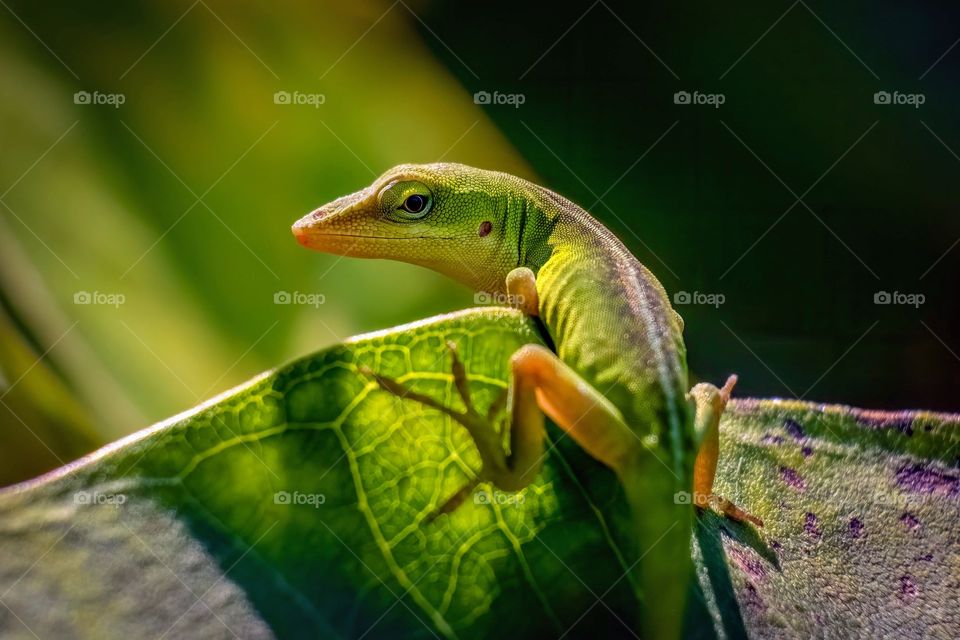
[519, 184, 693, 475]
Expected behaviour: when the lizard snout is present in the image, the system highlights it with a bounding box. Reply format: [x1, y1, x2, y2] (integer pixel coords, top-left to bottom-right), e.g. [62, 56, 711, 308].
[291, 207, 330, 246]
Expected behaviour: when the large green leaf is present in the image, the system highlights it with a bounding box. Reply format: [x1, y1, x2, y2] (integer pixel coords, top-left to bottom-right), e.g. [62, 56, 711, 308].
[1, 308, 957, 639]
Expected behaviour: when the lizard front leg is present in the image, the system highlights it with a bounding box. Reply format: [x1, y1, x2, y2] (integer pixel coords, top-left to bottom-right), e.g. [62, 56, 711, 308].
[505, 266, 539, 316]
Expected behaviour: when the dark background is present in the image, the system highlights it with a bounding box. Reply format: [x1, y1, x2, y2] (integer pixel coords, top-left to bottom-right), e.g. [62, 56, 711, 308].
[1, 1, 958, 484]
[418, 1, 960, 408]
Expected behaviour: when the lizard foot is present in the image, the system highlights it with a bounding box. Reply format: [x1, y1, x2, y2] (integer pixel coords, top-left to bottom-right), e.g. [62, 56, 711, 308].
[360, 341, 508, 522]
[697, 493, 764, 528]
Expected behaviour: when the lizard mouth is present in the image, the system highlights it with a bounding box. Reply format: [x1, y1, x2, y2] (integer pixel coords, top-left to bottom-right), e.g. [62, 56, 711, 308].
[291, 208, 454, 251]
[292, 225, 454, 250]
[297, 232, 454, 241]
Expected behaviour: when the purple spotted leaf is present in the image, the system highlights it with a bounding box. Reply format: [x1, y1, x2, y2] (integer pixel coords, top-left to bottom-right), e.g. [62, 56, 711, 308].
[708, 399, 960, 636]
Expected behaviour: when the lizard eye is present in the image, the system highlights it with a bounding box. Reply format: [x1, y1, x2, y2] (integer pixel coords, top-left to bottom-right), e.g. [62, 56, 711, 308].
[401, 194, 429, 214]
[378, 179, 433, 220]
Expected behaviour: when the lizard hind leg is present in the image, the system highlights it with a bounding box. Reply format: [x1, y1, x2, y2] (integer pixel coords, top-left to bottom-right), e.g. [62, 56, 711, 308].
[690, 374, 763, 527]
[362, 338, 641, 522]
[361, 341, 519, 521]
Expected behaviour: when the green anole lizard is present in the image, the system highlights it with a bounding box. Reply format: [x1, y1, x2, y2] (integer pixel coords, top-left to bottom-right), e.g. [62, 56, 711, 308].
[292, 163, 760, 638]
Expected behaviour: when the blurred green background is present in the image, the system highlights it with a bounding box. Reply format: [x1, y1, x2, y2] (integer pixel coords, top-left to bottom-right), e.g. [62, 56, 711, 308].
[1, 0, 958, 485]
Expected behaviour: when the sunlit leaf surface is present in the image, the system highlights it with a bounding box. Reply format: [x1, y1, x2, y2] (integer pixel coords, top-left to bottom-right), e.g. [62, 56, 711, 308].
[1, 308, 956, 638]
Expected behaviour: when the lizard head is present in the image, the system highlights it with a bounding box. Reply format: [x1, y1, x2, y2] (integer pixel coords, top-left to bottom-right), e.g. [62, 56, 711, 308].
[293, 163, 534, 293]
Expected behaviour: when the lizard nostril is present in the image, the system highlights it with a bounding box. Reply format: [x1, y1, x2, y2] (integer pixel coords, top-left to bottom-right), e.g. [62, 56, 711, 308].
[478, 221, 493, 237]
